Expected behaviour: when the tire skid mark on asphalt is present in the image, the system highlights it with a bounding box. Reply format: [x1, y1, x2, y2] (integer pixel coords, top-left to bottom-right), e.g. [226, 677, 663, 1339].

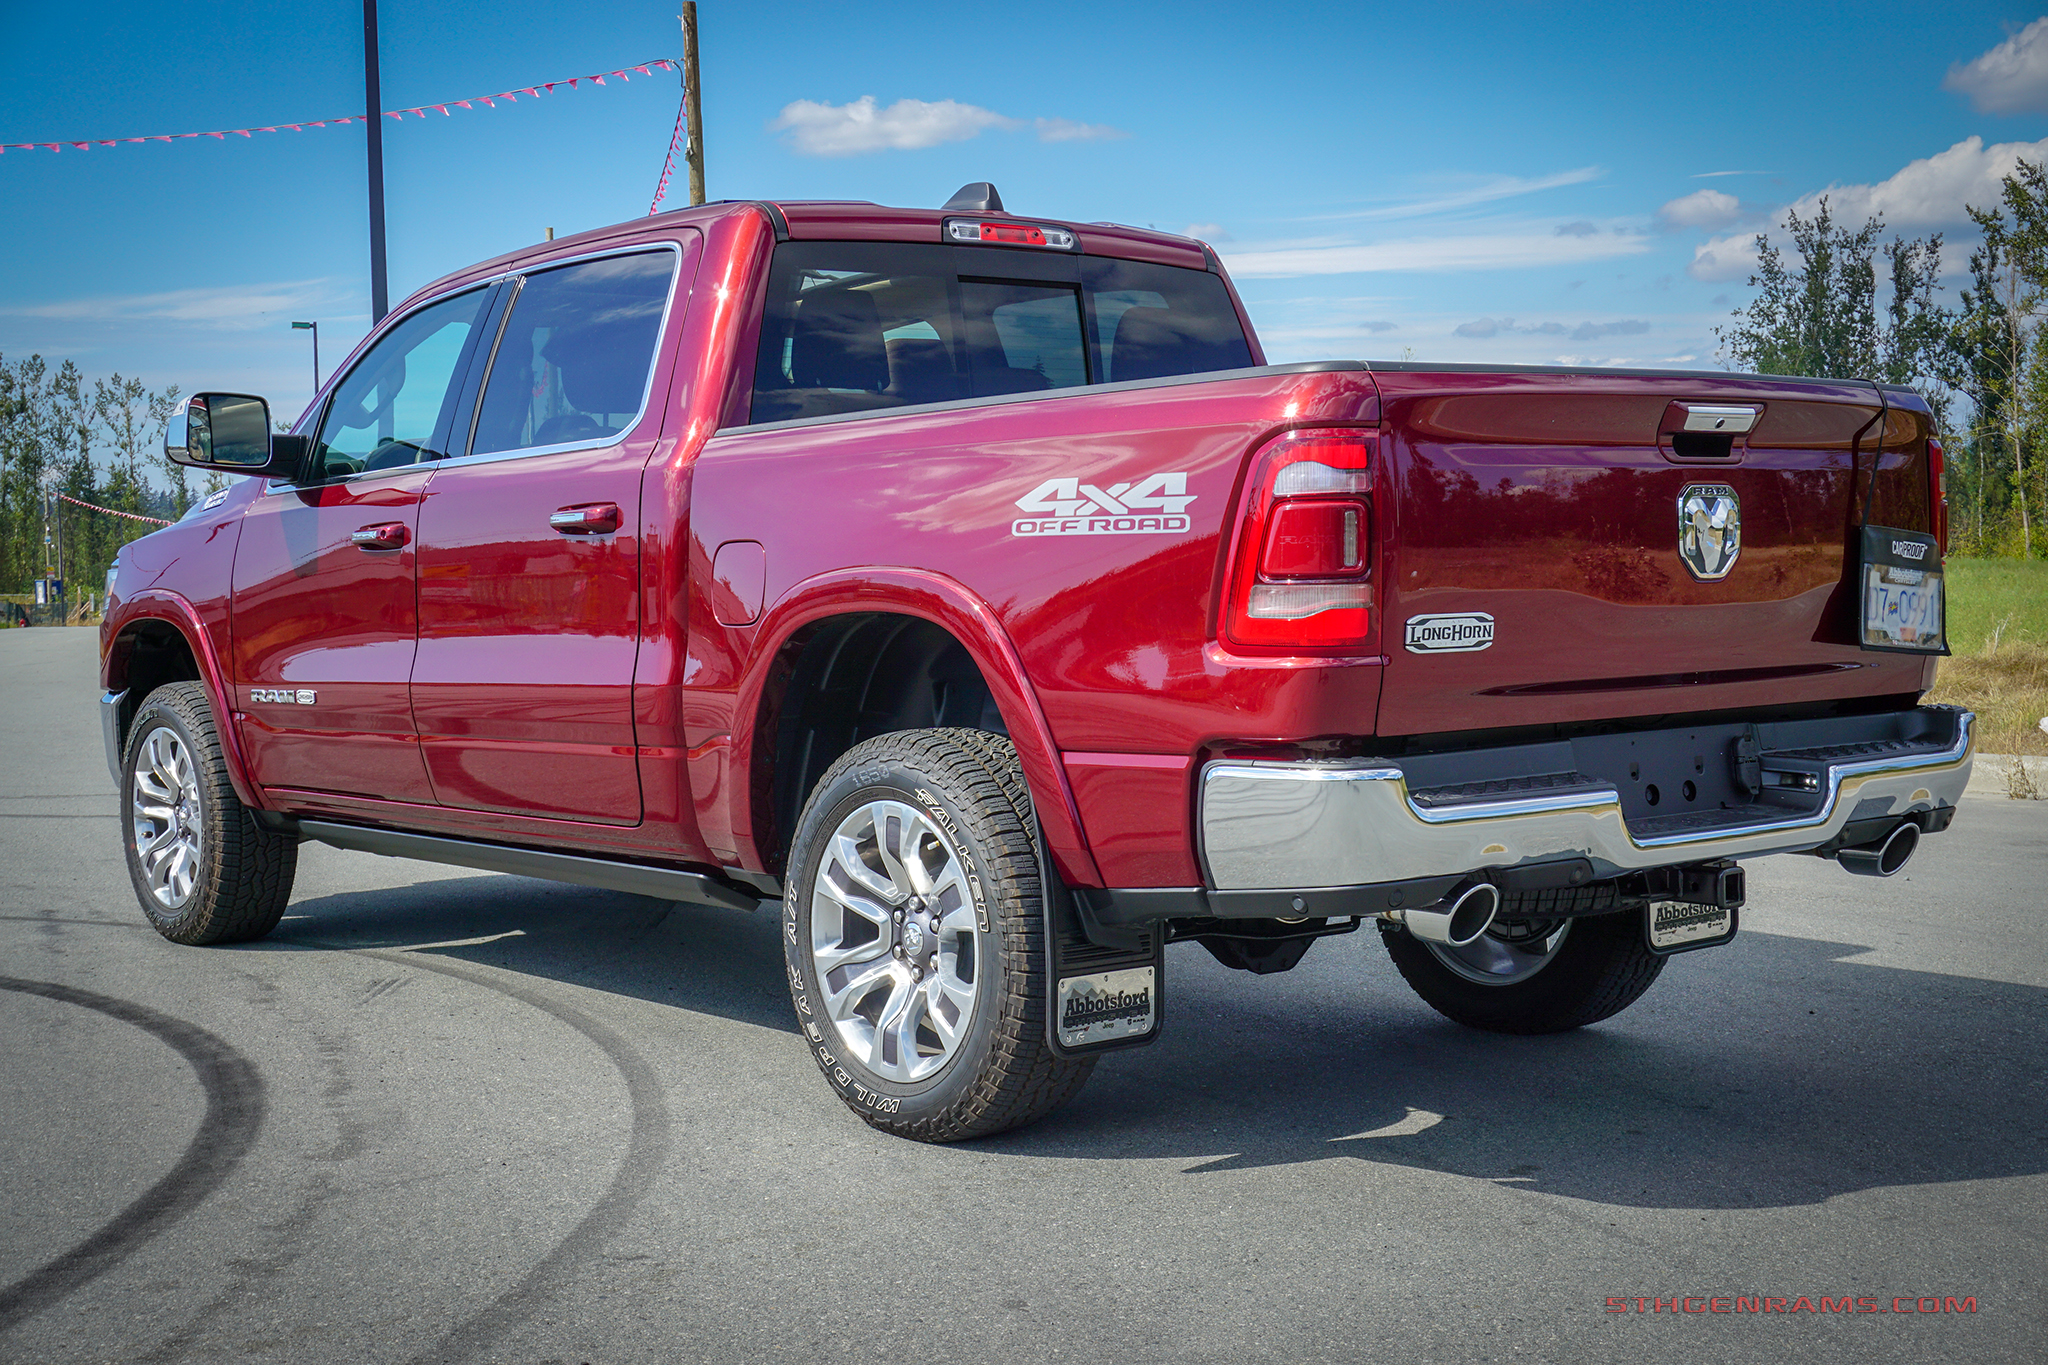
[349, 945, 675, 1365]
[0, 978, 266, 1334]
[0, 813, 118, 819]
[0, 915, 134, 927]
[131, 1022, 375, 1365]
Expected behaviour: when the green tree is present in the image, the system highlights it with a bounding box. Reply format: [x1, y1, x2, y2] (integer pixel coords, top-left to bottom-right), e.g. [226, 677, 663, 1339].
[1953, 158, 2048, 560]
[1718, 198, 1885, 380]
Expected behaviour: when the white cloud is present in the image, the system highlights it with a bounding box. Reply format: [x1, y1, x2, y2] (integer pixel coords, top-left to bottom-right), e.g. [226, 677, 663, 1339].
[767, 96, 1123, 155]
[769, 96, 1011, 155]
[1657, 188, 1743, 230]
[1220, 225, 1649, 278]
[6, 280, 346, 329]
[1945, 17, 2048, 114]
[1453, 316, 1650, 341]
[1032, 116, 1125, 143]
[1184, 222, 1232, 242]
[1300, 167, 1603, 223]
[1686, 133, 2048, 280]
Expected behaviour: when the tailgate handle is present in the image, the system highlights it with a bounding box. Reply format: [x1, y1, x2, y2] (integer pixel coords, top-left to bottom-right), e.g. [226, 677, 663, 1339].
[550, 503, 621, 535]
[1670, 403, 1759, 434]
[349, 522, 409, 550]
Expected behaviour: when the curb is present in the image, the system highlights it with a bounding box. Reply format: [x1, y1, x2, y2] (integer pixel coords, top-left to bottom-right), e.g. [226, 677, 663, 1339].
[1965, 752, 2048, 800]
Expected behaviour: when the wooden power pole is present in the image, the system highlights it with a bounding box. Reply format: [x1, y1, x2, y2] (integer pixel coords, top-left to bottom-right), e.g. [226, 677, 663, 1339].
[681, 3, 706, 206]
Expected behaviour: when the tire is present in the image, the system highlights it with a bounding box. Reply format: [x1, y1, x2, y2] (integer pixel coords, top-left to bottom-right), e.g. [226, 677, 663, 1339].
[121, 682, 297, 946]
[783, 729, 1092, 1142]
[1379, 909, 1665, 1034]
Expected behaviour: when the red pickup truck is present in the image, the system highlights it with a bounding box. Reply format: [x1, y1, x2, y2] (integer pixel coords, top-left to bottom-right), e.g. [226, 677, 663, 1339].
[102, 183, 1973, 1142]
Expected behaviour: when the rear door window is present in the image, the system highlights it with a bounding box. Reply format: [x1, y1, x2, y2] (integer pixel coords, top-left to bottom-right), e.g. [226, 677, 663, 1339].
[469, 250, 675, 457]
[748, 241, 1251, 425]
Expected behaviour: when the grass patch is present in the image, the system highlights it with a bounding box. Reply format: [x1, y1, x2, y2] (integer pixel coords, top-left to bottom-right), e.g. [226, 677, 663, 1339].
[1940, 557, 2048, 653]
[1928, 557, 2048, 757]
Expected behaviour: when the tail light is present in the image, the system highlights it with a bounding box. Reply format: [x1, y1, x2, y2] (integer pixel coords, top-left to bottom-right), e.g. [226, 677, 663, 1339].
[1224, 427, 1376, 650]
[1927, 438, 1948, 555]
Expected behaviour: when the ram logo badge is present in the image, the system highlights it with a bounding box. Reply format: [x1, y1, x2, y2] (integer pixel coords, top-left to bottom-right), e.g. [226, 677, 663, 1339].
[1678, 484, 1741, 581]
[250, 688, 316, 705]
[1012, 472, 1195, 536]
[1404, 612, 1495, 653]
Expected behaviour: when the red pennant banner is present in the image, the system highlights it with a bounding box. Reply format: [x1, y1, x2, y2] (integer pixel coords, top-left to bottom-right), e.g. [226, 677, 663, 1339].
[59, 494, 173, 527]
[1, 58, 677, 154]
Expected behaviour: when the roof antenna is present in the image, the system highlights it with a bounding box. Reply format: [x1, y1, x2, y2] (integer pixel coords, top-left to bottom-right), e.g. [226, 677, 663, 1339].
[942, 181, 1005, 213]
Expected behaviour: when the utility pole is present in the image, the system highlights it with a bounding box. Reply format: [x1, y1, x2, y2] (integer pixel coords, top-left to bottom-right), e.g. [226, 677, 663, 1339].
[364, 0, 390, 323]
[681, 3, 705, 206]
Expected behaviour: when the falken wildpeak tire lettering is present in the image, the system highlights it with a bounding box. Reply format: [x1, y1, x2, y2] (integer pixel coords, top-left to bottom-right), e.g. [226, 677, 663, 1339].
[782, 729, 1092, 1142]
[121, 682, 297, 946]
[1378, 910, 1666, 1035]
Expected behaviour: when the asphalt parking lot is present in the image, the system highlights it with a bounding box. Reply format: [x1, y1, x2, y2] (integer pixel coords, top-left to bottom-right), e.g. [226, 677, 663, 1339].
[2, 625, 2042, 1365]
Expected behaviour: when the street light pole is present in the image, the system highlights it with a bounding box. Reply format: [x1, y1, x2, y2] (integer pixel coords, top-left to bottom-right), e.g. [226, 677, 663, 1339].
[363, 0, 390, 324]
[292, 321, 321, 392]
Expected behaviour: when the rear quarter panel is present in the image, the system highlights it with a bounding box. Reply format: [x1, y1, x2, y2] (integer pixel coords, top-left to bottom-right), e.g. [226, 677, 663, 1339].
[681, 368, 1384, 885]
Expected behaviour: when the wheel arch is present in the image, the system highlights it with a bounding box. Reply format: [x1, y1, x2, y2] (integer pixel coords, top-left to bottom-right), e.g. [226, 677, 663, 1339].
[732, 569, 1101, 887]
[104, 592, 267, 810]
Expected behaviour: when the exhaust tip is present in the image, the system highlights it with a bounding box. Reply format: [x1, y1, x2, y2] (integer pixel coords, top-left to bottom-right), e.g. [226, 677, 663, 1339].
[1399, 880, 1501, 947]
[1837, 821, 1921, 878]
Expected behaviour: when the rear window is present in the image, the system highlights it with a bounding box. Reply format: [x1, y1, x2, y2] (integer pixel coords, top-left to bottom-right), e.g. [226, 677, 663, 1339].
[748, 242, 1252, 425]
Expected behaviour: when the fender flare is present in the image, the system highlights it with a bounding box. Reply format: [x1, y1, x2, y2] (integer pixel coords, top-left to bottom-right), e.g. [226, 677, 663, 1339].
[104, 590, 268, 811]
[731, 567, 1103, 888]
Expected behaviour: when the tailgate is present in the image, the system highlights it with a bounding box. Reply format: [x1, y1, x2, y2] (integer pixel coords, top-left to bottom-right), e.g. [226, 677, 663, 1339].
[1374, 370, 1936, 737]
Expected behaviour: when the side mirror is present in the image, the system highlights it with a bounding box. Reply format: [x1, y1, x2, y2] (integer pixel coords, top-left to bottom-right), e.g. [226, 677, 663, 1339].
[165, 393, 310, 480]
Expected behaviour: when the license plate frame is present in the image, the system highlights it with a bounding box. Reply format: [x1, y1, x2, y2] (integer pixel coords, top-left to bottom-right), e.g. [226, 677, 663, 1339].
[1858, 525, 1947, 655]
[1645, 900, 1738, 955]
[1055, 966, 1157, 1050]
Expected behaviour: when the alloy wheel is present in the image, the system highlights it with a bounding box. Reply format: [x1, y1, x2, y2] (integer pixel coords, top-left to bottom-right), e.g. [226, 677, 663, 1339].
[809, 799, 985, 1083]
[131, 725, 203, 910]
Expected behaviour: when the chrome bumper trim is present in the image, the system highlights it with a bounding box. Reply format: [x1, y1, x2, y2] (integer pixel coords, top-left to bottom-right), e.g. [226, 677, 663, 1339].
[1199, 709, 1974, 890]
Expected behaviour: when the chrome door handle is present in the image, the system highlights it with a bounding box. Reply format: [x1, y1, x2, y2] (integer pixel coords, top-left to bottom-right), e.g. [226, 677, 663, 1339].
[350, 523, 409, 550]
[550, 503, 622, 535]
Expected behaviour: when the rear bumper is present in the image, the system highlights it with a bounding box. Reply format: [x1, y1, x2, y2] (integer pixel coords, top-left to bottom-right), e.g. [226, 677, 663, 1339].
[1199, 705, 1973, 890]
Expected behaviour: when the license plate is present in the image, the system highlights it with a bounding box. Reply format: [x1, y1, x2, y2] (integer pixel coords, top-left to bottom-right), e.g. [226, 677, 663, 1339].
[1646, 900, 1735, 954]
[1056, 966, 1156, 1048]
[1862, 563, 1944, 650]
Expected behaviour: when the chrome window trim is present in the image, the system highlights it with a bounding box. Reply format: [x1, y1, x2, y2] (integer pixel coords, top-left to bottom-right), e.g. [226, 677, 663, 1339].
[270, 238, 688, 494]
[713, 361, 1365, 439]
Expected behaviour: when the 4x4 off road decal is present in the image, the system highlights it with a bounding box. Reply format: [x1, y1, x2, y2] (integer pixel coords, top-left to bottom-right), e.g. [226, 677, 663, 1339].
[1012, 473, 1195, 537]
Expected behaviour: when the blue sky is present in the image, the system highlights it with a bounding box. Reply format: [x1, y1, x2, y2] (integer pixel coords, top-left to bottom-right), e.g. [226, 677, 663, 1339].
[4, 0, 2046, 443]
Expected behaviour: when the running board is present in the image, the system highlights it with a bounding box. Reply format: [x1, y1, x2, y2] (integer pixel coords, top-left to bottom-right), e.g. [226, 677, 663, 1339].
[297, 821, 762, 913]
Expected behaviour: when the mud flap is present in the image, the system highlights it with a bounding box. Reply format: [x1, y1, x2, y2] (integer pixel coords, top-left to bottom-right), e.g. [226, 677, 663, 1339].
[1041, 833, 1164, 1059]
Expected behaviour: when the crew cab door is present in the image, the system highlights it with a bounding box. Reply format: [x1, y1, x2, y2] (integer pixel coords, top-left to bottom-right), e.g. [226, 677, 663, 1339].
[410, 243, 689, 825]
[231, 285, 496, 801]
